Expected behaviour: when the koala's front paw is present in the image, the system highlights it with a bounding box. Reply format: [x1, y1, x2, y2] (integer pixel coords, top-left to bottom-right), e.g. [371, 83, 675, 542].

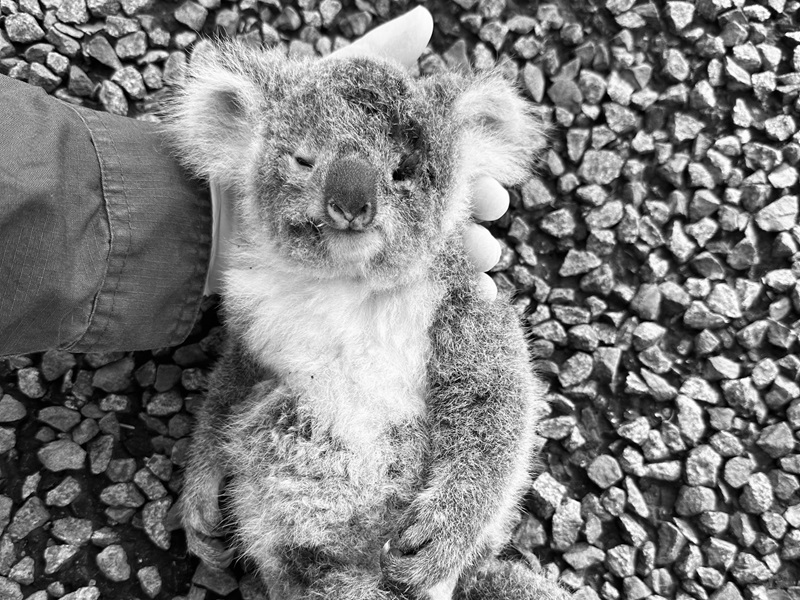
[380, 537, 458, 600]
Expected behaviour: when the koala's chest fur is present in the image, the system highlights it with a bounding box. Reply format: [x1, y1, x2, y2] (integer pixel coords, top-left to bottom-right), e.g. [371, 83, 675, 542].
[225, 263, 443, 451]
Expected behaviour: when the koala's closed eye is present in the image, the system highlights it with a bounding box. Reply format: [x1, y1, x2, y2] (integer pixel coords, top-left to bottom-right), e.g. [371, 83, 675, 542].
[294, 155, 314, 169]
[392, 152, 422, 182]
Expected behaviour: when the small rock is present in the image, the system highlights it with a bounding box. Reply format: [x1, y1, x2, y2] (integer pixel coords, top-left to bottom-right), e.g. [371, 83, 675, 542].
[111, 66, 145, 98]
[606, 544, 637, 577]
[27, 62, 61, 92]
[96, 545, 130, 582]
[69, 66, 95, 97]
[100, 483, 145, 508]
[655, 522, 686, 565]
[622, 576, 651, 600]
[548, 79, 582, 113]
[529, 472, 567, 519]
[675, 485, 717, 516]
[89, 434, 114, 474]
[52, 517, 93, 545]
[587, 455, 623, 489]
[705, 537, 738, 569]
[731, 553, 771, 583]
[551, 498, 583, 550]
[563, 543, 605, 569]
[98, 80, 128, 116]
[5, 13, 46, 43]
[764, 115, 797, 141]
[143, 497, 172, 550]
[522, 63, 545, 103]
[663, 49, 690, 81]
[665, 1, 695, 30]
[38, 439, 86, 472]
[540, 209, 576, 238]
[39, 351, 76, 382]
[757, 423, 794, 458]
[721, 378, 764, 418]
[578, 150, 624, 185]
[146, 390, 183, 416]
[685, 445, 722, 487]
[319, 0, 341, 27]
[740, 473, 774, 514]
[93, 356, 134, 392]
[115, 31, 146, 59]
[755, 195, 798, 232]
[137, 566, 162, 598]
[603, 102, 637, 133]
[45, 476, 82, 506]
[44, 545, 79, 575]
[38, 406, 81, 432]
[676, 396, 706, 445]
[84, 36, 123, 70]
[559, 250, 601, 277]
[521, 176, 555, 209]
[61, 586, 100, 600]
[174, 0, 207, 29]
[0, 396, 26, 423]
[7, 498, 50, 541]
[8, 556, 34, 585]
[724, 457, 755, 488]
[710, 582, 744, 600]
[673, 113, 705, 141]
[17, 368, 45, 399]
[56, 0, 89, 23]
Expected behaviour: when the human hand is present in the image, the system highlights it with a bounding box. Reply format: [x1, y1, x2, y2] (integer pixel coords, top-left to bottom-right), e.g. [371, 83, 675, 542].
[205, 7, 510, 299]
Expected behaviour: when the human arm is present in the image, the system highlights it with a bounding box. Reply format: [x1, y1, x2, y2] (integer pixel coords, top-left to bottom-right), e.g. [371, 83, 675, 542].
[0, 73, 210, 356]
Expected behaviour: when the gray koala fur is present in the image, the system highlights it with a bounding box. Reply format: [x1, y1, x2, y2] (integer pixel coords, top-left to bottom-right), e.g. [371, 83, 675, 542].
[166, 40, 570, 600]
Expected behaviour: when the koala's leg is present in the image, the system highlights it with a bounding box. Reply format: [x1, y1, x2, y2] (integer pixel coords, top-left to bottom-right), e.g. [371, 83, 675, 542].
[382, 276, 548, 595]
[180, 340, 271, 568]
[455, 559, 571, 600]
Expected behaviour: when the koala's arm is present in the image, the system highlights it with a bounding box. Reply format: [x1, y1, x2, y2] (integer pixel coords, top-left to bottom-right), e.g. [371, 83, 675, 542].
[383, 273, 545, 593]
[181, 338, 272, 566]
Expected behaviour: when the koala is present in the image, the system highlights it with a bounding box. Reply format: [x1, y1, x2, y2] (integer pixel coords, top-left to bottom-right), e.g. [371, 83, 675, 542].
[166, 40, 568, 600]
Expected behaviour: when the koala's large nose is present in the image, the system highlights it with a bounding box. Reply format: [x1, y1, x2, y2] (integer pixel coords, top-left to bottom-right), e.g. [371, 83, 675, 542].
[323, 157, 378, 231]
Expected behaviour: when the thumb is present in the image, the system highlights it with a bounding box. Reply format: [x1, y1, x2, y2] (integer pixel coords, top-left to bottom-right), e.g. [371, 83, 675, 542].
[328, 6, 433, 70]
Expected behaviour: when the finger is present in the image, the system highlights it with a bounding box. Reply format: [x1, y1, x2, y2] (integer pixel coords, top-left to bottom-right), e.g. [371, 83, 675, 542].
[205, 181, 237, 296]
[327, 6, 433, 70]
[463, 222, 502, 273]
[471, 176, 510, 222]
[475, 273, 498, 302]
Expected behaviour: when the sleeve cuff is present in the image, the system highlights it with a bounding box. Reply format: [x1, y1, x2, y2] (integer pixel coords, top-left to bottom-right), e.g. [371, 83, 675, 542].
[67, 106, 212, 353]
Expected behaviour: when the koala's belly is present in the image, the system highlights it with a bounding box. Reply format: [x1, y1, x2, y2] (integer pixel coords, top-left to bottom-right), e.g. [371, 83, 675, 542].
[224, 391, 425, 559]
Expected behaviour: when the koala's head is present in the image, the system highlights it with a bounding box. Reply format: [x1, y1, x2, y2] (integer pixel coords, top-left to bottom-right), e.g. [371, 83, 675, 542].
[167, 41, 544, 286]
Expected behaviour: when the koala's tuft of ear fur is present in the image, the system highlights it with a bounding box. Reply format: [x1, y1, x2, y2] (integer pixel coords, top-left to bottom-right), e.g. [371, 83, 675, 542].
[163, 41, 294, 187]
[453, 73, 547, 187]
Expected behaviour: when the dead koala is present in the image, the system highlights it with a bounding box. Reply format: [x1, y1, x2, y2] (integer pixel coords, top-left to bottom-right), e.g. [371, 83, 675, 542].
[167, 40, 567, 600]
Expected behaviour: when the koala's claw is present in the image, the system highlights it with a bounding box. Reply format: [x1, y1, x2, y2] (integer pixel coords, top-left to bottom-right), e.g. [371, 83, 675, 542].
[185, 528, 234, 569]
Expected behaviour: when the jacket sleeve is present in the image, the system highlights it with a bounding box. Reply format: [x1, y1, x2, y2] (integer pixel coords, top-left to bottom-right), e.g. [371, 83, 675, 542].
[0, 74, 211, 356]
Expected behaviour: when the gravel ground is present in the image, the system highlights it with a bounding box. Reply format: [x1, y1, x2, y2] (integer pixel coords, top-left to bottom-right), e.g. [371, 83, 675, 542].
[2, 0, 800, 599]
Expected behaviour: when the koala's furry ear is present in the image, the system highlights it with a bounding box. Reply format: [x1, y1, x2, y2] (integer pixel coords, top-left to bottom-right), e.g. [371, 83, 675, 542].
[453, 74, 547, 187]
[164, 41, 286, 186]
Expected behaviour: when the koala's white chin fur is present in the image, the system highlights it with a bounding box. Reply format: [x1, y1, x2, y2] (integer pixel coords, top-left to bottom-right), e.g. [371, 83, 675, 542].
[323, 228, 384, 267]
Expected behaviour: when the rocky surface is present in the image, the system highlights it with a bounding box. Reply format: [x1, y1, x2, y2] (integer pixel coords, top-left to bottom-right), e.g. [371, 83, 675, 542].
[2, 0, 800, 598]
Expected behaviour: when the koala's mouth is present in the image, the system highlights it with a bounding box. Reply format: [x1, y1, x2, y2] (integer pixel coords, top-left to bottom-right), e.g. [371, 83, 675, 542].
[322, 226, 383, 265]
[286, 218, 383, 270]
